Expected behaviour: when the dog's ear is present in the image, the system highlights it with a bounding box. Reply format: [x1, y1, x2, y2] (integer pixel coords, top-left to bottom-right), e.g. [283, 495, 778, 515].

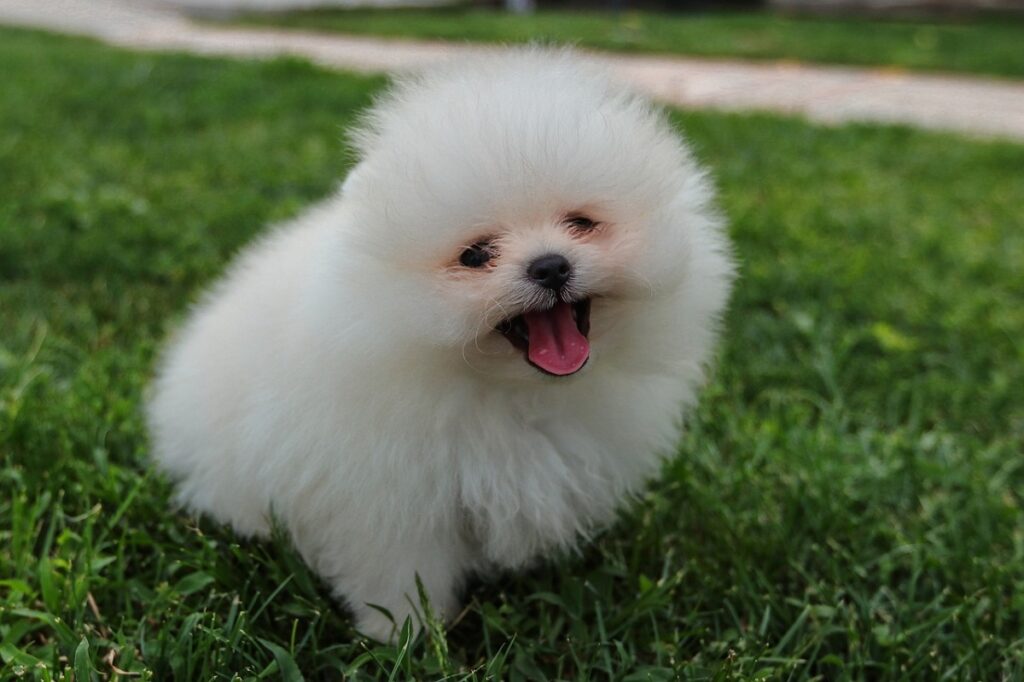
[346, 71, 425, 161]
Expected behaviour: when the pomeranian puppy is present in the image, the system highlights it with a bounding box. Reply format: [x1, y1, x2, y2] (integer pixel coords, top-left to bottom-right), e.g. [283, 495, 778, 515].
[148, 48, 734, 641]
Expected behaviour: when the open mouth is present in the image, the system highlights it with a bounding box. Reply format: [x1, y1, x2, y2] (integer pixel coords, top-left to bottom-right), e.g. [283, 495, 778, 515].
[496, 299, 591, 376]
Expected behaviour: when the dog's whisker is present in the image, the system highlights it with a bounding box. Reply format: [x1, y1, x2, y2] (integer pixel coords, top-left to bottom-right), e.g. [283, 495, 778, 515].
[471, 297, 513, 354]
[619, 266, 657, 299]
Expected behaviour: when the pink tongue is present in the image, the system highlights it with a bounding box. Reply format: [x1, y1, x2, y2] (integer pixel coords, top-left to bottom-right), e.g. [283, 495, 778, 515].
[523, 302, 590, 376]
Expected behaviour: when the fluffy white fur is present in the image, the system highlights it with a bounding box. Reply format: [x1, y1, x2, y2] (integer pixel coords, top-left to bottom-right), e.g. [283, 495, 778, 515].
[148, 48, 734, 642]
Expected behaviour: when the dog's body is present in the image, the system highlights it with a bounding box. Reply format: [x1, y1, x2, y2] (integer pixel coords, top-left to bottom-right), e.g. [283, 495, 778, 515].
[148, 49, 734, 641]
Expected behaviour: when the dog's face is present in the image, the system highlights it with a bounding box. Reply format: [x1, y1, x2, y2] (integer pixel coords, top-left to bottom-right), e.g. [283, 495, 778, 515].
[446, 210, 611, 377]
[429, 185, 685, 379]
[340, 51, 722, 380]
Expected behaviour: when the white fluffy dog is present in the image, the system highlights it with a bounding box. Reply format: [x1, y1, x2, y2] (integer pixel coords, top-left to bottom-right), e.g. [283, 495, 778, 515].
[148, 48, 734, 641]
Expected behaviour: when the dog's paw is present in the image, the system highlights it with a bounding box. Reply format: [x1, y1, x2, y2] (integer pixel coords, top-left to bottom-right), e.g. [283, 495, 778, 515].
[353, 608, 410, 644]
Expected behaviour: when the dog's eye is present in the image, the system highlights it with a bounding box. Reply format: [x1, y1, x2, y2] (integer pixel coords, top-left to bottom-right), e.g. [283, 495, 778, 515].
[459, 242, 492, 268]
[566, 215, 598, 231]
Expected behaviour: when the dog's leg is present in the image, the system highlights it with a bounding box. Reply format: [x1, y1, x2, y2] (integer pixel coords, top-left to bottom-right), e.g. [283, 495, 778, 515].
[325, 531, 469, 643]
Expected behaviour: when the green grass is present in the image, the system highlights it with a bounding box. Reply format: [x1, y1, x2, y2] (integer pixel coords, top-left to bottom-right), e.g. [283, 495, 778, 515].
[3, 27, 1024, 680]
[229, 7, 1024, 78]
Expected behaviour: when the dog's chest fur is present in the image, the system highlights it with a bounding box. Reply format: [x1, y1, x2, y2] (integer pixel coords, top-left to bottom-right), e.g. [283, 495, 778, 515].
[400, 372, 686, 569]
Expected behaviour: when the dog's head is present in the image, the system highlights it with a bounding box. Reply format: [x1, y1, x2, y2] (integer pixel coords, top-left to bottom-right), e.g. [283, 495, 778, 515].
[338, 49, 732, 381]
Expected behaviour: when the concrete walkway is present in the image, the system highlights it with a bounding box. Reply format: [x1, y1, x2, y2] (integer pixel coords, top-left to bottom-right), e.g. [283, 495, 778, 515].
[2, 0, 1023, 140]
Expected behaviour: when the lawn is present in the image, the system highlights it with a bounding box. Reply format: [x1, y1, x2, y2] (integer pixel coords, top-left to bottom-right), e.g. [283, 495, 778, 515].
[229, 7, 1024, 79]
[2, 27, 1024, 680]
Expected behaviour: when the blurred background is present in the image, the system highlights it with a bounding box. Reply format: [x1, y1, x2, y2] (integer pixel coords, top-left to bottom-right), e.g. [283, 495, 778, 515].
[161, 0, 1024, 15]
[145, 0, 1024, 85]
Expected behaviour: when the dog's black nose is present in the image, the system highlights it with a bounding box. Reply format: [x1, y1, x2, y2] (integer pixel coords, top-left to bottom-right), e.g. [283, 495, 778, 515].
[527, 254, 572, 291]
